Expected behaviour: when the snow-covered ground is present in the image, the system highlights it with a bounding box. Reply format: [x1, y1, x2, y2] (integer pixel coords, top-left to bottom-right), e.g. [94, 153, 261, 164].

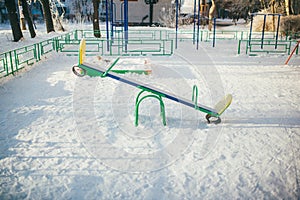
[0, 22, 300, 199]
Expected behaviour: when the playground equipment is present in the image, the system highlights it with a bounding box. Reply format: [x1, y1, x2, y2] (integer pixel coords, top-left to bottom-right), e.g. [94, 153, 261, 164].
[102, 0, 216, 52]
[248, 13, 281, 49]
[238, 38, 296, 55]
[193, 0, 216, 49]
[237, 13, 299, 55]
[72, 39, 232, 125]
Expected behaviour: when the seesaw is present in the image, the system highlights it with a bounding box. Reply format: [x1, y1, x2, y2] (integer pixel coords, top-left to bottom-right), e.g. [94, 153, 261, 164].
[72, 39, 232, 125]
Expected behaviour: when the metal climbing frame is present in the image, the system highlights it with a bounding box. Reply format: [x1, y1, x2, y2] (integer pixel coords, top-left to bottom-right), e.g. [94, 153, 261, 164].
[249, 13, 281, 49]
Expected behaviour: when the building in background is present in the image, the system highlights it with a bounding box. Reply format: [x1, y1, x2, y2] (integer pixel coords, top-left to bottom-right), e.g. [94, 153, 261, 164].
[0, 0, 174, 26]
[112, 0, 173, 26]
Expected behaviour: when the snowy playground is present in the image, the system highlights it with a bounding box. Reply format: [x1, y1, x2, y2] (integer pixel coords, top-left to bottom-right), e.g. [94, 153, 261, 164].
[0, 22, 300, 199]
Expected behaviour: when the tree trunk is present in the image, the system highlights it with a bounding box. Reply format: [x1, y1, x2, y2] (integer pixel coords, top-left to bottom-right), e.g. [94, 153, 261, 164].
[5, 0, 23, 42]
[92, 0, 101, 38]
[39, 0, 55, 33]
[285, 0, 290, 15]
[291, 0, 300, 15]
[54, 17, 65, 32]
[259, 0, 266, 9]
[18, 0, 26, 30]
[149, 3, 153, 26]
[51, 0, 65, 32]
[208, 0, 215, 31]
[21, 0, 36, 38]
[271, 0, 275, 32]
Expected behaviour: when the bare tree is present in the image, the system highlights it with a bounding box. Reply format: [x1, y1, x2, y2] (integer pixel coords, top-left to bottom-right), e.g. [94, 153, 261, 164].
[208, 0, 216, 31]
[5, 0, 24, 41]
[72, 0, 83, 22]
[285, 0, 291, 15]
[18, 0, 26, 30]
[158, 6, 175, 27]
[217, 0, 261, 22]
[39, 0, 55, 33]
[50, 0, 65, 31]
[284, 0, 299, 15]
[253, 0, 299, 15]
[292, 0, 300, 14]
[21, 0, 36, 38]
[92, 0, 101, 38]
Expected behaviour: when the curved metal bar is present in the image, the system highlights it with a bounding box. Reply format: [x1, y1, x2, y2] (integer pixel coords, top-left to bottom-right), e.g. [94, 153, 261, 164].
[135, 90, 147, 105]
[135, 91, 166, 126]
[192, 85, 198, 109]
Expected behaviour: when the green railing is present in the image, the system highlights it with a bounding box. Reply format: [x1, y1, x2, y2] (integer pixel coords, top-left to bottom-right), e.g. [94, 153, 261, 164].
[1, 28, 299, 78]
[204, 30, 248, 41]
[159, 29, 249, 41]
[0, 39, 56, 78]
[57, 30, 174, 56]
[78, 29, 251, 42]
[0, 29, 174, 78]
[237, 39, 299, 55]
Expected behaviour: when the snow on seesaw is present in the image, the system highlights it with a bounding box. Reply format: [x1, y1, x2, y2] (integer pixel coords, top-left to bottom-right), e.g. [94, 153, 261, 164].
[0, 25, 300, 199]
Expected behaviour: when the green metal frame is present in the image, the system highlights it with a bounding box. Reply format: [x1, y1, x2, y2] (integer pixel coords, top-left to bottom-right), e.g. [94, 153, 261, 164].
[238, 39, 299, 55]
[76, 60, 166, 126]
[135, 88, 166, 127]
[191, 85, 217, 116]
[134, 85, 205, 126]
[101, 57, 120, 77]
[192, 85, 198, 109]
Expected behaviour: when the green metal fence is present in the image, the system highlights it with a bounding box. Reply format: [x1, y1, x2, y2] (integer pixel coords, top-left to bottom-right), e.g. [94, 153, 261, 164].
[0, 40, 56, 78]
[57, 30, 174, 56]
[1, 29, 299, 78]
[237, 39, 299, 55]
[0, 29, 174, 78]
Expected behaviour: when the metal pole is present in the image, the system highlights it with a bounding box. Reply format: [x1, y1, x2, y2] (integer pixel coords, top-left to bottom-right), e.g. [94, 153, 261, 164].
[275, 14, 281, 49]
[196, 0, 200, 50]
[124, 0, 128, 52]
[248, 14, 253, 47]
[121, 2, 124, 27]
[261, 14, 266, 49]
[105, 0, 110, 51]
[149, 2, 153, 26]
[213, 17, 216, 47]
[110, 0, 114, 40]
[175, 0, 179, 49]
[193, 0, 196, 44]
[285, 40, 300, 65]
